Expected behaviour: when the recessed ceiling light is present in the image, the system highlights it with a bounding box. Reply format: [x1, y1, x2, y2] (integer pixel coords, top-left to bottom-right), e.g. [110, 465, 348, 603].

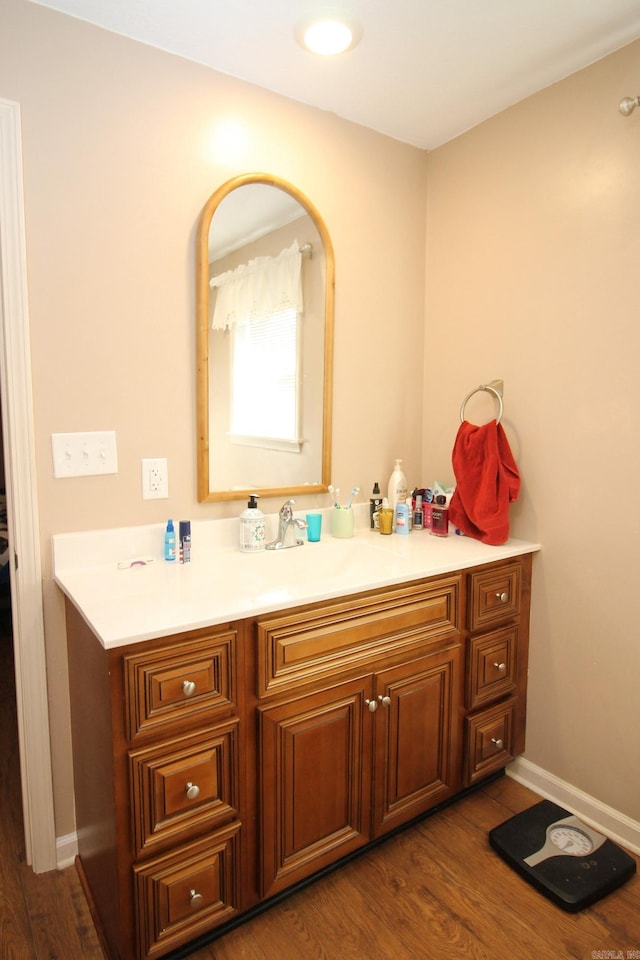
[296, 14, 362, 56]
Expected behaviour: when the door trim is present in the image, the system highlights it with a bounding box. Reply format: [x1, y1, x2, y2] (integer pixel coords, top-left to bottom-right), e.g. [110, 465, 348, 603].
[0, 98, 56, 872]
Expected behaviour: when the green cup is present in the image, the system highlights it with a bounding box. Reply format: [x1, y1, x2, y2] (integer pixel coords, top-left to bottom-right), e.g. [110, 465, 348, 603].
[331, 507, 354, 539]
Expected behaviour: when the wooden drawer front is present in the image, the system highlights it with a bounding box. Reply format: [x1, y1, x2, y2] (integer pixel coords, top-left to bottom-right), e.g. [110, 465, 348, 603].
[125, 631, 236, 739]
[467, 627, 518, 710]
[257, 577, 461, 697]
[469, 564, 521, 632]
[135, 822, 240, 960]
[129, 719, 239, 857]
[464, 698, 516, 786]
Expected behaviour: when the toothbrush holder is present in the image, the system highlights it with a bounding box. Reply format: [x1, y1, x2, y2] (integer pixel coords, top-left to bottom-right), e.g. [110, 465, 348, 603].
[331, 507, 354, 539]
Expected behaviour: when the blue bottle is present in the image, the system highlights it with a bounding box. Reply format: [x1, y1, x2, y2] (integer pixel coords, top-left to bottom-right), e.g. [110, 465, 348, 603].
[164, 519, 176, 561]
[395, 501, 410, 535]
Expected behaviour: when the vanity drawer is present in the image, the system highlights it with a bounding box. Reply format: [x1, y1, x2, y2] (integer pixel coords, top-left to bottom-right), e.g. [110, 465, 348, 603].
[468, 563, 521, 632]
[129, 719, 239, 858]
[134, 822, 241, 960]
[125, 631, 237, 739]
[466, 626, 518, 710]
[464, 697, 516, 786]
[256, 577, 461, 697]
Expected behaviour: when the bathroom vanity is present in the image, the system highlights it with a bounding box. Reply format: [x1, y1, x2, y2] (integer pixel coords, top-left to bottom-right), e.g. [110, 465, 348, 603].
[54, 521, 538, 960]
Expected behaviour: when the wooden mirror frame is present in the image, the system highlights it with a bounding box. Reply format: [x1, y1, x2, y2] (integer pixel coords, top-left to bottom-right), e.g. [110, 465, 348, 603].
[196, 173, 334, 503]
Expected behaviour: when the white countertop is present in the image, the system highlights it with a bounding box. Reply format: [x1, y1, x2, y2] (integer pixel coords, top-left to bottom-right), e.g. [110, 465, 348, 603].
[52, 508, 540, 649]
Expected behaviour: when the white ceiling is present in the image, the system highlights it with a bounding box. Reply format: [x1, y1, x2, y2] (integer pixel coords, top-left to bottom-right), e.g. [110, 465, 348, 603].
[29, 0, 640, 149]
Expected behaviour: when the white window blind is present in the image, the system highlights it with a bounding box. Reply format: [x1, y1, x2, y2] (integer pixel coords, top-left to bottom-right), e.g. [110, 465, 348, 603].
[210, 241, 303, 449]
[230, 307, 300, 445]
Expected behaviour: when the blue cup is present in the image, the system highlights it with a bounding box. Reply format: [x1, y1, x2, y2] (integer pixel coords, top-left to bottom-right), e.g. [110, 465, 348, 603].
[306, 512, 322, 542]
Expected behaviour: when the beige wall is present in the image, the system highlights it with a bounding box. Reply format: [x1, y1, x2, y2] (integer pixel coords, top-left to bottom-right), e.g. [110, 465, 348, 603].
[1, 0, 427, 836]
[425, 40, 640, 820]
[2, 0, 638, 843]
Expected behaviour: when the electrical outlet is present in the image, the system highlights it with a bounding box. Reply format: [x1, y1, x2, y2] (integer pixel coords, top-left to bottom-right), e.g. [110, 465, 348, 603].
[142, 458, 169, 500]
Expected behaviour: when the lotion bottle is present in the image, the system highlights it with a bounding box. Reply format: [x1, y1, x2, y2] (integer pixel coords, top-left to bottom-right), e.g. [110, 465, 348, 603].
[387, 459, 408, 530]
[240, 495, 266, 553]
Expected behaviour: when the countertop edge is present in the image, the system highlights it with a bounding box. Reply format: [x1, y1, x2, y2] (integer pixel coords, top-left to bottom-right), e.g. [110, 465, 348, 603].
[54, 525, 540, 650]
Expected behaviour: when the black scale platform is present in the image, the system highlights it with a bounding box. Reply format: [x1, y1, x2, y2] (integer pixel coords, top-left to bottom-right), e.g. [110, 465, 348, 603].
[489, 799, 636, 912]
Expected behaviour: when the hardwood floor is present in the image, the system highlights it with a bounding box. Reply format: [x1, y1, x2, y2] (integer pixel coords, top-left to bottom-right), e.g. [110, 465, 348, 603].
[203, 776, 639, 960]
[0, 609, 103, 960]
[0, 607, 637, 959]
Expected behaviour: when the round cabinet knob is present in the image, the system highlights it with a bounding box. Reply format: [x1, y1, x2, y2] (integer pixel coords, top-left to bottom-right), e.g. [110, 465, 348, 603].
[185, 781, 200, 801]
[493, 662, 506, 672]
[182, 679, 197, 697]
[189, 889, 204, 909]
[495, 591, 508, 603]
[364, 698, 378, 713]
[378, 695, 391, 708]
[491, 737, 504, 750]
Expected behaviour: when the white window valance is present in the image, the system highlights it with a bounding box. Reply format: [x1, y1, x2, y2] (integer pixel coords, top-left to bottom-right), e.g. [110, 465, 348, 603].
[210, 240, 303, 331]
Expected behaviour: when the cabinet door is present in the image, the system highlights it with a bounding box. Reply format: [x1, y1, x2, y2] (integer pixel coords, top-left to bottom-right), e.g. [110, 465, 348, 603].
[258, 676, 374, 898]
[372, 644, 462, 836]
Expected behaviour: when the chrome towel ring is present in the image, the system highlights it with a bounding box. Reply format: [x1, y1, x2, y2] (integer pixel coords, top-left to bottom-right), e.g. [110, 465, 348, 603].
[460, 383, 504, 424]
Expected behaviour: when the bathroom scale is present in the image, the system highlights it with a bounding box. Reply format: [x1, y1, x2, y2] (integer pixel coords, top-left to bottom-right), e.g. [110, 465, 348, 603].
[489, 800, 636, 912]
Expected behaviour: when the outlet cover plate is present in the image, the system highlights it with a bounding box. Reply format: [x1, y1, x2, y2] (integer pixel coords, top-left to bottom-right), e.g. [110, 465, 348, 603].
[142, 458, 169, 500]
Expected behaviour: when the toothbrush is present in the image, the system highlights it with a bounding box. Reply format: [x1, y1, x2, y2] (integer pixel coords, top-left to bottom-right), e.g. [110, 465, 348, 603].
[345, 486, 359, 509]
[328, 484, 340, 508]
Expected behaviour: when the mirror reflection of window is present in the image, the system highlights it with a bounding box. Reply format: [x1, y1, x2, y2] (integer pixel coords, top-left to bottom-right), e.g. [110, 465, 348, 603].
[210, 238, 304, 452]
[230, 305, 301, 450]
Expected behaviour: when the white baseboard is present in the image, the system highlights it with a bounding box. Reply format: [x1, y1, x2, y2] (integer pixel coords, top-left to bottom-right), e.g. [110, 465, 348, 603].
[507, 757, 640, 855]
[56, 831, 78, 870]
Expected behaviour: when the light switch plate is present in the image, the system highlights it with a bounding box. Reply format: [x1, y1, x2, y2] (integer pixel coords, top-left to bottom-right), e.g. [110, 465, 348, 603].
[51, 431, 118, 478]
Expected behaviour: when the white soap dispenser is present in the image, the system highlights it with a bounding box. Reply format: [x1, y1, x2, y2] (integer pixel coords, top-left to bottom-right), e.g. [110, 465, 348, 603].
[239, 495, 266, 553]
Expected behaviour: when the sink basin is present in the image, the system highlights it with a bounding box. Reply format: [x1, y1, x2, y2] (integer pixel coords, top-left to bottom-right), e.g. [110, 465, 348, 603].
[247, 535, 409, 600]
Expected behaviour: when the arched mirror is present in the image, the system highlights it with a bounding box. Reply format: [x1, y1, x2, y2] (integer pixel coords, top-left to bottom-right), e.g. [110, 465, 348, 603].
[197, 173, 334, 502]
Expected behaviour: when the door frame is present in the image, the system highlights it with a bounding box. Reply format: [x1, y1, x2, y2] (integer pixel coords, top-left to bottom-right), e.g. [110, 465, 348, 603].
[0, 98, 57, 872]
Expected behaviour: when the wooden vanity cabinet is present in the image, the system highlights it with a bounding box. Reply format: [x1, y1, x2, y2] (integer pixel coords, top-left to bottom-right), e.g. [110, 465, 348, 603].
[65, 602, 246, 960]
[65, 552, 532, 960]
[254, 576, 464, 898]
[463, 553, 532, 784]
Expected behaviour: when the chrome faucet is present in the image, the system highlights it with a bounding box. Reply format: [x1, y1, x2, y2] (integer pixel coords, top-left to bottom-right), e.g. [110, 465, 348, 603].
[266, 499, 307, 550]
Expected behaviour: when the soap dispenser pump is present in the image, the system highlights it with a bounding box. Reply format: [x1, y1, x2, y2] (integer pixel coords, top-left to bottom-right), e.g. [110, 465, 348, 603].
[239, 495, 266, 553]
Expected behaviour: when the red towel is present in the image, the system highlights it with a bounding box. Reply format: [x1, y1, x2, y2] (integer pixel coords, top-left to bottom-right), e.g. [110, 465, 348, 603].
[448, 420, 520, 545]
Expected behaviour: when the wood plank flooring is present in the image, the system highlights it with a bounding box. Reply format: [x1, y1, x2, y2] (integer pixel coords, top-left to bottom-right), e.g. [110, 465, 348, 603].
[0, 610, 104, 960]
[0, 606, 638, 959]
[203, 776, 639, 960]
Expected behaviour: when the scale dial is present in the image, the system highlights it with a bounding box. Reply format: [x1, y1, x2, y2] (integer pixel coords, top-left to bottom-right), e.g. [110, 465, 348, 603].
[548, 825, 593, 856]
[524, 814, 606, 867]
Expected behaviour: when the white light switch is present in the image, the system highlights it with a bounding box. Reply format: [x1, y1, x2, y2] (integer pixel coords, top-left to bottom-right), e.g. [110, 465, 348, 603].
[51, 431, 118, 478]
